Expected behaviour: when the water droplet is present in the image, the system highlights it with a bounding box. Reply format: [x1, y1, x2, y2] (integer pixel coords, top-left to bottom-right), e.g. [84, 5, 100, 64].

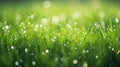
[86, 50, 89, 53]
[32, 61, 36, 65]
[11, 46, 14, 49]
[115, 17, 119, 23]
[43, 1, 51, 8]
[40, 24, 43, 27]
[45, 49, 49, 53]
[95, 55, 99, 59]
[112, 48, 114, 51]
[41, 18, 48, 25]
[23, 30, 26, 34]
[83, 62, 88, 67]
[73, 59, 78, 64]
[52, 16, 59, 24]
[66, 24, 71, 28]
[25, 48, 28, 53]
[30, 14, 34, 19]
[101, 21, 105, 28]
[94, 22, 99, 29]
[15, 61, 19, 65]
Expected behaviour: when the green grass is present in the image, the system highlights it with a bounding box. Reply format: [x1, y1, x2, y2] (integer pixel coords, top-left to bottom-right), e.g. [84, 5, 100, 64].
[0, 2, 120, 67]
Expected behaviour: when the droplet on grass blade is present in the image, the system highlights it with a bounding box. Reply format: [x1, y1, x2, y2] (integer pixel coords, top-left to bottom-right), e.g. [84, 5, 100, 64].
[52, 16, 59, 24]
[11, 46, 14, 49]
[73, 59, 78, 64]
[30, 14, 34, 19]
[45, 49, 49, 53]
[41, 18, 48, 25]
[94, 22, 99, 29]
[83, 62, 88, 67]
[32, 61, 36, 65]
[15, 61, 19, 66]
[25, 48, 28, 53]
[86, 50, 89, 53]
[95, 55, 99, 59]
[115, 17, 119, 23]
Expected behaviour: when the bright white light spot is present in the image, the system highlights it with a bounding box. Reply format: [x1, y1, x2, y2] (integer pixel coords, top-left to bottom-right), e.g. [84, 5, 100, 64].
[45, 49, 49, 53]
[11, 46, 14, 49]
[66, 24, 71, 28]
[83, 62, 88, 67]
[43, 1, 51, 8]
[34, 24, 39, 31]
[52, 16, 59, 24]
[86, 50, 89, 53]
[23, 30, 26, 34]
[40, 24, 43, 27]
[115, 18, 119, 23]
[112, 48, 114, 51]
[101, 21, 105, 28]
[15, 61, 19, 65]
[32, 61, 36, 65]
[35, 24, 38, 28]
[5, 25, 9, 30]
[25, 48, 28, 53]
[41, 18, 48, 25]
[51, 39, 55, 42]
[95, 55, 99, 59]
[30, 14, 34, 19]
[94, 22, 99, 29]
[73, 59, 78, 64]
[74, 47, 77, 50]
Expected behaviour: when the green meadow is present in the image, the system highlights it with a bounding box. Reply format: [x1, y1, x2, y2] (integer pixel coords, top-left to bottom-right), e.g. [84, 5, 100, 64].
[0, 1, 120, 67]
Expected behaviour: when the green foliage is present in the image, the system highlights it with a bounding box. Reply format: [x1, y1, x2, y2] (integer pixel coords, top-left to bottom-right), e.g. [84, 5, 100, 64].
[0, 2, 120, 67]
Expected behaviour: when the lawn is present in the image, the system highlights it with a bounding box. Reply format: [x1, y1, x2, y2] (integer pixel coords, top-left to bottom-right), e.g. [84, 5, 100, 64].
[0, 1, 120, 67]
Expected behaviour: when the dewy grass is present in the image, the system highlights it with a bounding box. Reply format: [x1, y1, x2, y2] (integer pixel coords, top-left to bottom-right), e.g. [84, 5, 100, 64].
[0, 2, 120, 67]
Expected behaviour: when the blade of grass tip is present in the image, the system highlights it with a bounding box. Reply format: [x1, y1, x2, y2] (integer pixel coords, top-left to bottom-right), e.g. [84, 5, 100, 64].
[109, 18, 115, 45]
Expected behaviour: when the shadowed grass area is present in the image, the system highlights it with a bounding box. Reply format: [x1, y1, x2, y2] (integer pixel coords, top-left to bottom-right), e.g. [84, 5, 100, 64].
[0, 2, 120, 67]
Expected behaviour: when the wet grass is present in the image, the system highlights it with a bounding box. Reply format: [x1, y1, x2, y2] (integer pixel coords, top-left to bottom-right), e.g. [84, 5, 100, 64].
[0, 2, 120, 67]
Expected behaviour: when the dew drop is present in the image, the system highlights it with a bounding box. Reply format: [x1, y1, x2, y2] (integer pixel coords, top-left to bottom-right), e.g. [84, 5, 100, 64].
[25, 48, 28, 53]
[32, 61, 36, 65]
[11, 46, 14, 49]
[45, 49, 49, 53]
[83, 62, 88, 67]
[15, 61, 19, 66]
[73, 59, 78, 64]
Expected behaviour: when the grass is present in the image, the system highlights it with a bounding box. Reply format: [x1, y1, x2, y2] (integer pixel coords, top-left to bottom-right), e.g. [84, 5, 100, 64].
[0, 2, 120, 67]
